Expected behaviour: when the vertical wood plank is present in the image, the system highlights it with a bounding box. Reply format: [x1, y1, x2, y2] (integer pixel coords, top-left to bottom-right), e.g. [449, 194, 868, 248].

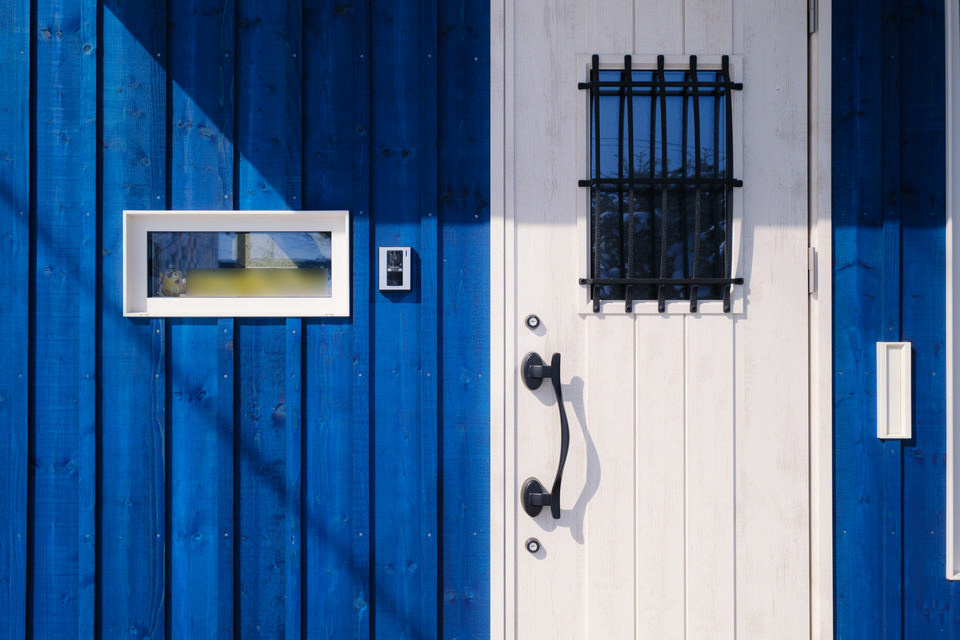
[685, 316, 735, 640]
[588, 0, 633, 52]
[370, 1, 435, 636]
[878, 3, 904, 638]
[634, 317, 685, 639]
[285, 318, 303, 636]
[685, 0, 733, 54]
[235, 0, 303, 636]
[833, 1, 896, 637]
[635, 0, 682, 53]
[31, 1, 97, 637]
[0, 2, 30, 638]
[898, 1, 960, 636]
[733, 2, 809, 637]
[584, 315, 636, 636]
[301, 1, 372, 637]
[167, 1, 235, 637]
[581, 3, 639, 635]
[437, 0, 491, 634]
[419, 2, 440, 637]
[100, 1, 167, 637]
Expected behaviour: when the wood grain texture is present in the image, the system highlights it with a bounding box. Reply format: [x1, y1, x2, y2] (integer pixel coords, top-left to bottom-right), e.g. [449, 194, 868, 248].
[31, 1, 97, 636]
[685, 0, 733, 54]
[419, 3, 441, 637]
[732, 1, 810, 637]
[235, 0, 303, 636]
[634, 318, 685, 638]
[167, 1, 235, 637]
[301, 1, 372, 637]
[100, 1, 167, 636]
[686, 316, 735, 640]
[438, 0, 491, 633]
[369, 1, 437, 636]
[895, 0, 959, 636]
[0, 2, 30, 638]
[0, 0, 492, 636]
[833, 2, 899, 637]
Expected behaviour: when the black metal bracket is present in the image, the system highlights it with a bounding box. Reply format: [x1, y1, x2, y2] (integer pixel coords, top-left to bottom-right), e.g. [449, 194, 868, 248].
[520, 352, 569, 520]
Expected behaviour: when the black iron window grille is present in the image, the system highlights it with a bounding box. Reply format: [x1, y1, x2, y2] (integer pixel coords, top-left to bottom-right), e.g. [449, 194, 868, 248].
[578, 54, 744, 313]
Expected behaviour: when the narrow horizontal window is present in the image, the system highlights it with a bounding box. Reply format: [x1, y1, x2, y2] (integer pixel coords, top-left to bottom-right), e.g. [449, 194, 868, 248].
[148, 231, 332, 298]
[123, 210, 349, 317]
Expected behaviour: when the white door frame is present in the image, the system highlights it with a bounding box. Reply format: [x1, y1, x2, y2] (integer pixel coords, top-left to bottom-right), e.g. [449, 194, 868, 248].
[489, 1, 833, 637]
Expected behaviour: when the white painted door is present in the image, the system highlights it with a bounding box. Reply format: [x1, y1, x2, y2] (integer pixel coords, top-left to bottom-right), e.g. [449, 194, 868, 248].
[493, 1, 810, 638]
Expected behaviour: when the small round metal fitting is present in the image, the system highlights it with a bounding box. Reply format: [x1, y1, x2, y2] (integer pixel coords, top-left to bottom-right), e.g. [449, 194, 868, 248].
[525, 538, 541, 554]
[524, 314, 540, 330]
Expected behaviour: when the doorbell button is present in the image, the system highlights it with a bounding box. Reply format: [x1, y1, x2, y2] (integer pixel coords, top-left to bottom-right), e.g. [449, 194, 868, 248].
[525, 314, 540, 330]
[525, 538, 541, 554]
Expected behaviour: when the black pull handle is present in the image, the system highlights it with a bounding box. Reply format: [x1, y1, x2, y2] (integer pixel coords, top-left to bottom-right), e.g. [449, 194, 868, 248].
[520, 352, 569, 520]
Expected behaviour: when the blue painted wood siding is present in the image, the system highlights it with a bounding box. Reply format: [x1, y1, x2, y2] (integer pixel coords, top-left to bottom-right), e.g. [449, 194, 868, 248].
[0, 1, 489, 638]
[833, 0, 960, 636]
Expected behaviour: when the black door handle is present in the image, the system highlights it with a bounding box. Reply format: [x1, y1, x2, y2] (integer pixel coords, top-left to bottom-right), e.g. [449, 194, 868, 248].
[520, 352, 569, 520]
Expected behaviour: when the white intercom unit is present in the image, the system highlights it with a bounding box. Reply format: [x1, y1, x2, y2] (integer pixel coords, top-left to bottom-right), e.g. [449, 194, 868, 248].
[379, 246, 411, 291]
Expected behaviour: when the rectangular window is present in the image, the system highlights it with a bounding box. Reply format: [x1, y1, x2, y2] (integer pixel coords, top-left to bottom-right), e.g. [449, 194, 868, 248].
[123, 210, 349, 317]
[579, 54, 743, 312]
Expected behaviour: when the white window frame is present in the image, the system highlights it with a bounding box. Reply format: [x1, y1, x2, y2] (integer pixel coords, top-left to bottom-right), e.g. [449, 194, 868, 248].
[945, 0, 960, 580]
[123, 210, 350, 318]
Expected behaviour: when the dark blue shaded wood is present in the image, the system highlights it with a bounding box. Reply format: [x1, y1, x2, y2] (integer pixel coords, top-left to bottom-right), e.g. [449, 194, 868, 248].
[419, 2, 441, 637]
[301, 1, 372, 636]
[437, 0, 491, 634]
[235, 1, 303, 636]
[100, 1, 167, 636]
[0, 2, 30, 638]
[31, 1, 98, 637]
[370, 2, 437, 636]
[834, 1, 960, 638]
[833, 1, 897, 637]
[167, 0, 235, 637]
[897, 1, 960, 635]
[878, 2, 904, 637]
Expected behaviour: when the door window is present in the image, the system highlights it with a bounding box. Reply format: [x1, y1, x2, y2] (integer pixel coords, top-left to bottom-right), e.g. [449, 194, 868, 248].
[579, 54, 742, 312]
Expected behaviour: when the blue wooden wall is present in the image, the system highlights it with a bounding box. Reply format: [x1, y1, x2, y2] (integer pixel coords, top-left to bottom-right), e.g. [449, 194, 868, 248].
[0, 0, 490, 638]
[833, 0, 960, 636]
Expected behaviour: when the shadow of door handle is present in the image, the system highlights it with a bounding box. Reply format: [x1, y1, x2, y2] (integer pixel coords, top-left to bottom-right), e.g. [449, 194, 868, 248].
[520, 352, 569, 520]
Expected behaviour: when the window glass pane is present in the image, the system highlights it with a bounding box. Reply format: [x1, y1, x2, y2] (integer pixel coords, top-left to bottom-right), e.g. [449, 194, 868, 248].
[587, 62, 735, 304]
[148, 231, 332, 297]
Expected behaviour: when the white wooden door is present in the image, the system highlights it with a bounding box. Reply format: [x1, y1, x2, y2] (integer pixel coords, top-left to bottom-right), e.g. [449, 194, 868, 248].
[494, 1, 810, 638]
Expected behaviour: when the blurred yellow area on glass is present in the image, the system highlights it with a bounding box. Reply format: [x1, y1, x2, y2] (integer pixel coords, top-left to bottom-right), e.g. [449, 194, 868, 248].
[186, 268, 330, 297]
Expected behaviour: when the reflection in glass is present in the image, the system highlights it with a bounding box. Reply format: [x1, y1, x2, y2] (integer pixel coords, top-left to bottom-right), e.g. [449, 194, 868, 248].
[148, 231, 332, 298]
[589, 67, 731, 301]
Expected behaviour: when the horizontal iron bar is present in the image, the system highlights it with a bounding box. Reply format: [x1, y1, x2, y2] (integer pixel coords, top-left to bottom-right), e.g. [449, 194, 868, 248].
[580, 277, 744, 286]
[579, 80, 742, 90]
[579, 177, 743, 188]
[586, 91, 731, 100]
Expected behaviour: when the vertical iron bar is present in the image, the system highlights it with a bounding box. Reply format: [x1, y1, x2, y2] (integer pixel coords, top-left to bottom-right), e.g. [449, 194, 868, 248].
[648, 67, 657, 300]
[657, 55, 668, 312]
[680, 59, 690, 304]
[617, 58, 626, 309]
[690, 55, 702, 312]
[591, 54, 601, 311]
[712, 69, 721, 301]
[722, 55, 734, 312]
[624, 56, 635, 312]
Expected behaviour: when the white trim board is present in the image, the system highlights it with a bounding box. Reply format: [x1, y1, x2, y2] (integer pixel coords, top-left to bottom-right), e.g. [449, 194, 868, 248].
[945, 0, 960, 581]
